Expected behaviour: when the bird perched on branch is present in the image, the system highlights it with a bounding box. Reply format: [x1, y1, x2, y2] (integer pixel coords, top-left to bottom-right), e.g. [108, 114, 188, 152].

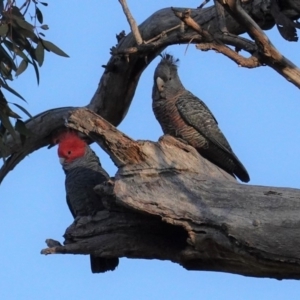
[56, 131, 119, 273]
[152, 54, 250, 182]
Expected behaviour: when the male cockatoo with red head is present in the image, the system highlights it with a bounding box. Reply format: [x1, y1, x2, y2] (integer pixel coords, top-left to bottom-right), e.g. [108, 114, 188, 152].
[56, 131, 119, 273]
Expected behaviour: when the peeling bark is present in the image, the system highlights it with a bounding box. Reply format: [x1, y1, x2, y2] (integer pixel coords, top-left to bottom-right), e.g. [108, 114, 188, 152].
[41, 109, 300, 279]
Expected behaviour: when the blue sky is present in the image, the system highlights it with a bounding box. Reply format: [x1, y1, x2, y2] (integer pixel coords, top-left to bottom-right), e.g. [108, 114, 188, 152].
[1, 1, 300, 299]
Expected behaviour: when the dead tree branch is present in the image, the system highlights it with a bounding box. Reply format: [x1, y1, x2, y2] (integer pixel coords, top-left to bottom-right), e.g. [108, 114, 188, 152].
[196, 42, 260, 68]
[41, 108, 300, 279]
[173, 8, 260, 68]
[217, 0, 300, 85]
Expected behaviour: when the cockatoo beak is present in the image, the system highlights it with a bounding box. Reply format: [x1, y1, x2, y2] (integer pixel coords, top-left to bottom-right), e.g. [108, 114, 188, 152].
[156, 77, 165, 92]
[59, 157, 65, 164]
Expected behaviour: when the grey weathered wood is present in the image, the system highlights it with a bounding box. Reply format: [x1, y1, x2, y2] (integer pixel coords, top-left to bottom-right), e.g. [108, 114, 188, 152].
[41, 109, 300, 279]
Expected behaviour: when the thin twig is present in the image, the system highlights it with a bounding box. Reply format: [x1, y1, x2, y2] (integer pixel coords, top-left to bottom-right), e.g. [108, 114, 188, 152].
[144, 25, 181, 44]
[184, 36, 196, 55]
[196, 42, 260, 68]
[111, 32, 204, 56]
[197, 0, 211, 9]
[118, 0, 143, 45]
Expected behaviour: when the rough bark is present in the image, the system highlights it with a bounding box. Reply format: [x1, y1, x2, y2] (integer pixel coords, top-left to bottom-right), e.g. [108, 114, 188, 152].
[41, 109, 300, 279]
[1, 0, 300, 183]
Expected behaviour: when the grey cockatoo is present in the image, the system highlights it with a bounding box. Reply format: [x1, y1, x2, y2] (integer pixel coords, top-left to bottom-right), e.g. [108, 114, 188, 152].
[152, 54, 250, 182]
[57, 131, 119, 273]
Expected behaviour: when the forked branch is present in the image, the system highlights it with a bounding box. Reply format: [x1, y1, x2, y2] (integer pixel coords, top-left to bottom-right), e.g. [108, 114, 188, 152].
[216, 0, 300, 85]
[41, 108, 300, 279]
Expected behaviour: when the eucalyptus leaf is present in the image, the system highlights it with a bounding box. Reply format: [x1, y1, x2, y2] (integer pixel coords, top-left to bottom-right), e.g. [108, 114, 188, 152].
[41, 39, 69, 57]
[36, 7, 43, 24]
[0, 97, 21, 119]
[35, 41, 44, 67]
[11, 102, 32, 118]
[10, 6, 24, 19]
[0, 43, 17, 71]
[0, 95, 21, 118]
[14, 18, 34, 32]
[40, 24, 49, 30]
[17, 28, 38, 42]
[15, 59, 28, 76]
[31, 59, 40, 85]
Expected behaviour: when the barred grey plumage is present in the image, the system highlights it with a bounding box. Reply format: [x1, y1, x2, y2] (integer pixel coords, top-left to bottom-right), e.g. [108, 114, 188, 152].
[63, 146, 109, 217]
[152, 54, 250, 182]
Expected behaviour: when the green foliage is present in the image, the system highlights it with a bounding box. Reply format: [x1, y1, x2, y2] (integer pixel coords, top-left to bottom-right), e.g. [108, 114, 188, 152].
[0, 0, 68, 156]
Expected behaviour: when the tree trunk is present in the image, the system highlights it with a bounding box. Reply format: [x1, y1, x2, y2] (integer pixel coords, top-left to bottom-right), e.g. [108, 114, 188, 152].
[41, 109, 300, 280]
